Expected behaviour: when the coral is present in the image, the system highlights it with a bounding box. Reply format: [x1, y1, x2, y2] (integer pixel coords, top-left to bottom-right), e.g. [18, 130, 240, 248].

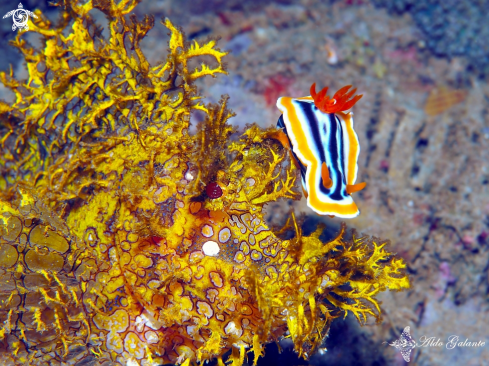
[0, 1, 410, 365]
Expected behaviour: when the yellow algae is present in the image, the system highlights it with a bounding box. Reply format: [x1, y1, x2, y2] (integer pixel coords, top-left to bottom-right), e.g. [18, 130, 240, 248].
[0, 0, 409, 365]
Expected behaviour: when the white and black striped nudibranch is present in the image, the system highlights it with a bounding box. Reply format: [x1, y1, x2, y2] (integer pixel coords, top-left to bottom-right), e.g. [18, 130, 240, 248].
[276, 83, 366, 218]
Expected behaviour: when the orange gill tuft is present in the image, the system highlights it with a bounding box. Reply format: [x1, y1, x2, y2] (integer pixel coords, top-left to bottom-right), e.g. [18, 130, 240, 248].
[310, 83, 363, 114]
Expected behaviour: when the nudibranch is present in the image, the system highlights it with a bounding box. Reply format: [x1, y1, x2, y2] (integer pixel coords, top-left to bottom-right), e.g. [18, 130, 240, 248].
[276, 83, 367, 218]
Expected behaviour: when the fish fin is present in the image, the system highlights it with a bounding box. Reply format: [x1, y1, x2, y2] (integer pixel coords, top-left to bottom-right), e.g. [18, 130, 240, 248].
[346, 182, 366, 194]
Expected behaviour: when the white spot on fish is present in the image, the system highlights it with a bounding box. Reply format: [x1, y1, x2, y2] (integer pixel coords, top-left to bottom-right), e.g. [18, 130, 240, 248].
[218, 227, 231, 243]
[202, 241, 220, 256]
[185, 171, 194, 180]
[201, 225, 214, 238]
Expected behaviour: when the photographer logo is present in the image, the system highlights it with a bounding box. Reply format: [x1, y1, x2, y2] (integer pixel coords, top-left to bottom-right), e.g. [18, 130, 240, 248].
[387, 326, 486, 362]
[3, 3, 37, 32]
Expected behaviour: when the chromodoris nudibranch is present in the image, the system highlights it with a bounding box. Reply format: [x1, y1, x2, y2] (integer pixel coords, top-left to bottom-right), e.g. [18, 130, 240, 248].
[276, 83, 366, 218]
